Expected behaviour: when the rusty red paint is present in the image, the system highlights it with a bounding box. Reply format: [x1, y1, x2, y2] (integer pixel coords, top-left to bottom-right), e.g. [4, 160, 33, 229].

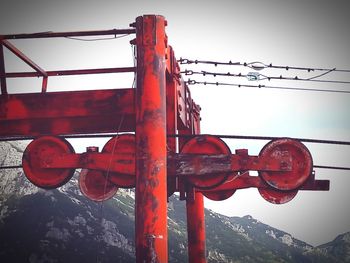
[102, 134, 136, 188]
[180, 114, 207, 263]
[169, 151, 293, 179]
[186, 192, 207, 263]
[166, 47, 179, 198]
[202, 189, 236, 201]
[22, 136, 75, 189]
[258, 138, 313, 191]
[23, 136, 327, 202]
[200, 172, 329, 199]
[134, 15, 168, 263]
[0, 89, 135, 137]
[181, 135, 232, 190]
[79, 169, 118, 202]
[258, 188, 298, 204]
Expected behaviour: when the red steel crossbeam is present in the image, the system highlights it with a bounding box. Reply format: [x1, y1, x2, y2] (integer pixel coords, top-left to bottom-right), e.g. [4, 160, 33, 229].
[37, 151, 291, 175]
[36, 150, 329, 192]
[200, 173, 329, 192]
[0, 89, 135, 137]
[168, 152, 292, 175]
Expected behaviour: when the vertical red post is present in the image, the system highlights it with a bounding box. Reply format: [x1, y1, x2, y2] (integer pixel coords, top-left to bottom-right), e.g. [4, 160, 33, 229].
[184, 112, 207, 263]
[134, 15, 168, 263]
[186, 192, 207, 263]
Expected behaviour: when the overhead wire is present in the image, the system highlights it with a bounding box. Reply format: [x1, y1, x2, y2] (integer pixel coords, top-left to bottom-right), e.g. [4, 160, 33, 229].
[0, 165, 22, 170]
[178, 58, 350, 73]
[182, 70, 350, 85]
[1, 134, 349, 172]
[2, 163, 350, 172]
[64, 33, 133, 41]
[313, 165, 350, 171]
[186, 79, 350, 94]
[169, 133, 350, 146]
[95, 113, 125, 263]
[1, 133, 349, 145]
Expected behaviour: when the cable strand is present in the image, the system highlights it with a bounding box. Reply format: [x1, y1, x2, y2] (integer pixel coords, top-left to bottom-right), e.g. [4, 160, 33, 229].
[182, 70, 350, 85]
[186, 79, 350, 94]
[178, 58, 350, 73]
[64, 33, 132, 41]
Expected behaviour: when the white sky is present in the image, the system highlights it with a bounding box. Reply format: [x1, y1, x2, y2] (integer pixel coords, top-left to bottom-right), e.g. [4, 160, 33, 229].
[1, 0, 350, 246]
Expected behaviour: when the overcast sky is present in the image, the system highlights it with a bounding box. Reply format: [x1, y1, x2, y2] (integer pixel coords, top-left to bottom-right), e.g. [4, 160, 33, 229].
[1, 0, 350, 246]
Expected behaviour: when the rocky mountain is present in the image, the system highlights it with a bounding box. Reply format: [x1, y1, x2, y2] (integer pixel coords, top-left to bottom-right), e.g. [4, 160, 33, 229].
[0, 141, 349, 262]
[315, 232, 350, 262]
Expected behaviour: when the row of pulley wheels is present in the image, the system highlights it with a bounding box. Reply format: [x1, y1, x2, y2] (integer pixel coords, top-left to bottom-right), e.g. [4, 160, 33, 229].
[22, 134, 313, 204]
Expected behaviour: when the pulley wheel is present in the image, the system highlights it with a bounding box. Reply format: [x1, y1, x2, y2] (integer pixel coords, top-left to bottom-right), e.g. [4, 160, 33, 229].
[203, 189, 236, 201]
[22, 136, 75, 189]
[181, 135, 232, 190]
[79, 169, 118, 202]
[258, 188, 298, 204]
[102, 134, 135, 188]
[258, 138, 312, 191]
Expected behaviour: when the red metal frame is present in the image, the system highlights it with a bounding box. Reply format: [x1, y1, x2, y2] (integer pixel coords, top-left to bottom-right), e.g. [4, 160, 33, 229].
[0, 29, 136, 94]
[4, 67, 135, 78]
[2, 39, 48, 92]
[0, 14, 330, 263]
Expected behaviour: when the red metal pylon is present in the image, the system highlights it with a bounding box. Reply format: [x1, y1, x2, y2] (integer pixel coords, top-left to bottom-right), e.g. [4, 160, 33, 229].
[134, 15, 168, 263]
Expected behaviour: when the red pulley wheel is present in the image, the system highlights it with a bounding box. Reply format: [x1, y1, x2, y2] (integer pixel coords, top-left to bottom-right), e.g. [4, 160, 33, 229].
[203, 189, 236, 201]
[258, 138, 313, 191]
[258, 188, 298, 204]
[79, 169, 118, 202]
[22, 136, 75, 189]
[102, 134, 135, 188]
[181, 135, 232, 190]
